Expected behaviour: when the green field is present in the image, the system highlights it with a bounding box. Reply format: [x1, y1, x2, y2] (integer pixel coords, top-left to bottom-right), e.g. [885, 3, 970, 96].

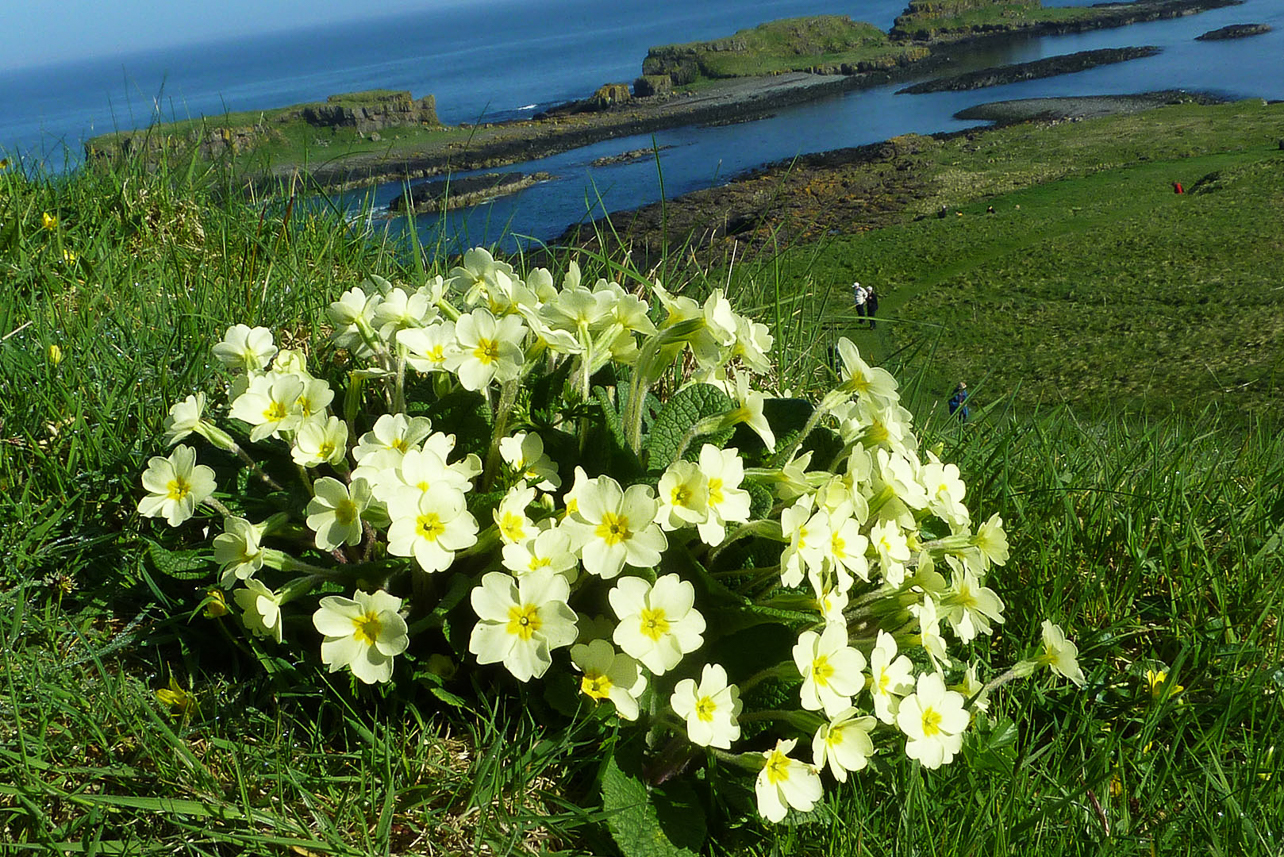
[704, 100, 1284, 423]
[2, 102, 1282, 854]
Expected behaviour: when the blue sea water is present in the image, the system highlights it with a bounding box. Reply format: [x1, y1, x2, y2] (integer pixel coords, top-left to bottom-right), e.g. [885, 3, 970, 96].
[4, 0, 1282, 248]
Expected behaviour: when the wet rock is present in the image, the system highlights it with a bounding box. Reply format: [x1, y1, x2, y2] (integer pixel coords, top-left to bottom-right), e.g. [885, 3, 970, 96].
[1196, 23, 1272, 40]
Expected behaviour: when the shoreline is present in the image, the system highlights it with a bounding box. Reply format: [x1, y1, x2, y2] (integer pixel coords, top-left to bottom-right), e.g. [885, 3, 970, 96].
[550, 91, 1232, 266]
[237, 0, 1242, 196]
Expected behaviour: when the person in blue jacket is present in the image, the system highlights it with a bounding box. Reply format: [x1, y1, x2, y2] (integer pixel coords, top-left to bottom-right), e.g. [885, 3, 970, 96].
[948, 382, 970, 421]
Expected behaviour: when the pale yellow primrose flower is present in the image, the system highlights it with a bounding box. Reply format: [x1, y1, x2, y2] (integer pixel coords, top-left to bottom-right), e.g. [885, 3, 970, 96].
[897, 671, 970, 769]
[835, 337, 899, 408]
[305, 477, 371, 551]
[138, 444, 216, 527]
[212, 324, 277, 372]
[670, 662, 742, 749]
[469, 569, 578, 682]
[812, 708, 877, 783]
[793, 624, 867, 718]
[493, 483, 537, 545]
[498, 431, 562, 491]
[229, 373, 304, 442]
[564, 474, 667, 580]
[780, 496, 830, 589]
[941, 567, 1005, 643]
[656, 460, 710, 532]
[398, 320, 456, 375]
[609, 574, 705, 675]
[755, 738, 823, 823]
[387, 488, 479, 573]
[501, 526, 578, 581]
[292, 416, 349, 468]
[312, 589, 409, 684]
[213, 516, 266, 586]
[447, 307, 527, 391]
[353, 413, 433, 462]
[695, 444, 752, 546]
[868, 630, 915, 724]
[571, 638, 647, 720]
[234, 578, 284, 643]
[1038, 620, 1086, 687]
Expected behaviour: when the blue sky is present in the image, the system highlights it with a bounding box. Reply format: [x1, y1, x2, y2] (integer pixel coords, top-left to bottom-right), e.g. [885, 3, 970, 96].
[1, 0, 472, 71]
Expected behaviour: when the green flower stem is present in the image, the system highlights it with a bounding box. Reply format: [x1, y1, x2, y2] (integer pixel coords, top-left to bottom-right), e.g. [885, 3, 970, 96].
[709, 747, 768, 772]
[435, 298, 462, 322]
[672, 414, 725, 465]
[227, 443, 285, 492]
[737, 663, 796, 695]
[709, 519, 784, 563]
[392, 349, 407, 415]
[202, 496, 234, 518]
[481, 380, 520, 492]
[625, 319, 704, 453]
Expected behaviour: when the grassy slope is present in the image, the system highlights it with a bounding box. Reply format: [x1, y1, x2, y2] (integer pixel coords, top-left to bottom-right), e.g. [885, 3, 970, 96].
[742, 101, 1284, 422]
[2, 113, 1283, 853]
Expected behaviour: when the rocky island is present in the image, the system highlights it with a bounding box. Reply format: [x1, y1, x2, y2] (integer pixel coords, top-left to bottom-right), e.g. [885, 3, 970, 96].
[84, 0, 1244, 196]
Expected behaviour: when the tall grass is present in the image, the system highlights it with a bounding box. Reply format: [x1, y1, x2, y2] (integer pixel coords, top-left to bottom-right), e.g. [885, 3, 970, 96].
[2, 145, 1281, 854]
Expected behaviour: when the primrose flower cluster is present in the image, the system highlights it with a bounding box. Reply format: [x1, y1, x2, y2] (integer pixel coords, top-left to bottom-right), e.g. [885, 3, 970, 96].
[139, 248, 1084, 823]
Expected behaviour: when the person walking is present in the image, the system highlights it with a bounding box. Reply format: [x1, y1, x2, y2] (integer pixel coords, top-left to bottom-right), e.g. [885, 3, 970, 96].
[852, 281, 868, 325]
[866, 286, 879, 330]
[948, 382, 970, 422]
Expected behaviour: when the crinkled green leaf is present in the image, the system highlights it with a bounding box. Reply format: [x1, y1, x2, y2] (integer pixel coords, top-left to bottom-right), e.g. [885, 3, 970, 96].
[602, 752, 705, 857]
[145, 539, 210, 581]
[645, 383, 733, 473]
[422, 388, 492, 459]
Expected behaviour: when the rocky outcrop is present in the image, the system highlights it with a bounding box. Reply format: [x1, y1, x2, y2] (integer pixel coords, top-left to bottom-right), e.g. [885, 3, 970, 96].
[1196, 22, 1271, 39]
[892, 0, 1040, 41]
[85, 90, 437, 165]
[900, 46, 1161, 94]
[388, 171, 552, 214]
[633, 75, 674, 97]
[892, 0, 1244, 43]
[300, 91, 439, 133]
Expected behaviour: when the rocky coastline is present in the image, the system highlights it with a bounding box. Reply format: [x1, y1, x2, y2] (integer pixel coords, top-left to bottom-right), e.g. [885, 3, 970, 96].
[1195, 22, 1272, 39]
[236, 0, 1240, 196]
[898, 47, 1161, 94]
[388, 171, 553, 215]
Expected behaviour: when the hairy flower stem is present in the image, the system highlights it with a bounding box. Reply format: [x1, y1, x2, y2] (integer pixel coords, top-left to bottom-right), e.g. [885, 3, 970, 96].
[738, 664, 795, 695]
[228, 444, 285, 492]
[481, 380, 520, 492]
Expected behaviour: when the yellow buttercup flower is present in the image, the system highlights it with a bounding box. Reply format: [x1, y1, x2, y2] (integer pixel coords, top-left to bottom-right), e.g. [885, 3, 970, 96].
[47, 344, 63, 365]
[41, 211, 57, 229]
[61, 249, 76, 264]
[155, 674, 199, 718]
[1145, 669, 1183, 699]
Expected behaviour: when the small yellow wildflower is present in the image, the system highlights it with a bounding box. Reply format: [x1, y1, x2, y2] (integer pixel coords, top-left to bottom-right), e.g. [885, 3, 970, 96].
[202, 587, 229, 618]
[1145, 668, 1183, 700]
[47, 344, 63, 365]
[41, 211, 57, 230]
[61, 249, 76, 264]
[155, 675, 199, 718]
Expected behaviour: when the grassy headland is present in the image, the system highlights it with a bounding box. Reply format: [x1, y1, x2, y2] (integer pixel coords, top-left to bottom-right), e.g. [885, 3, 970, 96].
[559, 99, 1284, 422]
[4, 97, 1284, 852]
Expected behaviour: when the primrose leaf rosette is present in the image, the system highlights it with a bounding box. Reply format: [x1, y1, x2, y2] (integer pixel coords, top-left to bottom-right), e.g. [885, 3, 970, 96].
[140, 249, 1085, 824]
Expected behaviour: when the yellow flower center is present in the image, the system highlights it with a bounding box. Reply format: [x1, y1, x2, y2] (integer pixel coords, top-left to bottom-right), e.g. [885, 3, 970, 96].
[416, 512, 445, 541]
[827, 728, 845, 747]
[165, 477, 192, 502]
[391, 437, 409, 452]
[318, 441, 336, 459]
[765, 749, 791, 784]
[528, 556, 552, 572]
[595, 511, 631, 545]
[811, 655, 834, 687]
[352, 611, 383, 645]
[333, 499, 358, 526]
[708, 478, 724, 506]
[427, 345, 444, 362]
[695, 696, 717, 722]
[581, 672, 613, 701]
[500, 512, 526, 542]
[507, 604, 542, 641]
[831, 534, 846, 558]
[639, 608, 669, 641]
[264, 401, 288, 422]
[920, 705, 942, 737]
[671, 484, 692, 507]
[475, 338, 500, 365]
